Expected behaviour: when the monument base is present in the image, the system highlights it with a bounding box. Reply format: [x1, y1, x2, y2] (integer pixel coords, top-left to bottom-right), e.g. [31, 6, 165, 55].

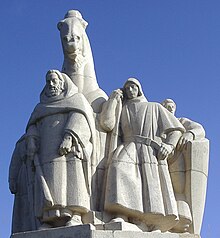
[11, 224, 201, 238]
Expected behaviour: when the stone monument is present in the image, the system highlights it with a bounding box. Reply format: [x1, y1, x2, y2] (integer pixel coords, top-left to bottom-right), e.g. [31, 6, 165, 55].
[9, 10, 209, 238]
[161, 99, 209, 235]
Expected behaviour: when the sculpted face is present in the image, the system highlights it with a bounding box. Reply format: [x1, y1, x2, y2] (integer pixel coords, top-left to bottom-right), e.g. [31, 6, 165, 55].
[60, 19, 83, 55]
[45, 73, 64, 97]
[164, 102, 176, 115]
[124, 82, 139, 99]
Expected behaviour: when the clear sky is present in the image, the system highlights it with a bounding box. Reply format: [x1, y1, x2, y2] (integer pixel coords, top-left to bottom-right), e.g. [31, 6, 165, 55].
[1, 0, 219, 237]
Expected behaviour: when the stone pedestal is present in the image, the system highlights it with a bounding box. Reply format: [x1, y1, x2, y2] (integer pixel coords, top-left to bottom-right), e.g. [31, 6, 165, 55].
[11, 224, 201, 238]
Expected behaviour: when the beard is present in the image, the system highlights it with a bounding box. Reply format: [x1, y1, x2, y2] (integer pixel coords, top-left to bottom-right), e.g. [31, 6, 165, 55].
[46, 86, 63, 97]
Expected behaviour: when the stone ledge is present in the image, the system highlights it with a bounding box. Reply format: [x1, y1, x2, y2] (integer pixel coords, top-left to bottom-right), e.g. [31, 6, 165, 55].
[11, 224, 201, 238]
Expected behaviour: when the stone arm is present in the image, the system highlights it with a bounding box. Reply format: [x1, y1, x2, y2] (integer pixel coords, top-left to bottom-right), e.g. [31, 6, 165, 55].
[177, 117, 205, 151]
[179, 117, 205, 139]
[26, 125, 40, 158]
[60, 111, 92, 158]
[158, 130, 182, 160]
[157, 104, 184, 160]
[100, 89, 123, 132]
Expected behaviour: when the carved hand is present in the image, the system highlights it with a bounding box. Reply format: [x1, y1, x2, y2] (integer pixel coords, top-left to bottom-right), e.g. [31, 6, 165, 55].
[59, 134, 82, 158]
[177, 132, 194, 151]
[72, 144, 82, 159]
[59, 134, 73, 155]
[109, 89, 123, 102]
[158, 143, 174, 160]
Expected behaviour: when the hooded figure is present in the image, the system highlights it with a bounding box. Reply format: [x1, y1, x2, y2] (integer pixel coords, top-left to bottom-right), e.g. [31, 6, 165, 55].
[9, 135, 38, 233]
[101, 78, 185, 232]
[26, 70, 96, 229]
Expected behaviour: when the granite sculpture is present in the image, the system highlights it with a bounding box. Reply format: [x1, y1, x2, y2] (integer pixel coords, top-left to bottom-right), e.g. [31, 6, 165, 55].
[57, 10, 107, 112]
[26, 70, 96, 229]
[57, 10, 108, 210]
[9, 9, 209, 238]
[161, 99, 209, 234]
[9, 135, 38, 232]
[100, 78, 186, 232]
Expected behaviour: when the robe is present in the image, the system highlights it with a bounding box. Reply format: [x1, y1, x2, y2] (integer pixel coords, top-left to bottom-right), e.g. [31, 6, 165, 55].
[9, 135, 37, 232]
[26, 76, 96, 223]
[168, 117, 206, 231]
[104, 100, 184, 231]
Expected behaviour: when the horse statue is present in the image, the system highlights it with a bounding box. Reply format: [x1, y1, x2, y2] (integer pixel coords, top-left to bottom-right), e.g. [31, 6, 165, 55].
[57, 10, 108, 113]
[58, 10, 108, 213]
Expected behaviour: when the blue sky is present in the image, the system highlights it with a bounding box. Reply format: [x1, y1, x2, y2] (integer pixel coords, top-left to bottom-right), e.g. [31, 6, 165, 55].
[1, 0, 220, 237]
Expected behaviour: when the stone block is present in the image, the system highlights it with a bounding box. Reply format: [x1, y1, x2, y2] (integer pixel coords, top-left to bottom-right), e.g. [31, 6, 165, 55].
[104, 221, 143, 231]
[11, 224, 95, 238]
[11, 225, 201, 238]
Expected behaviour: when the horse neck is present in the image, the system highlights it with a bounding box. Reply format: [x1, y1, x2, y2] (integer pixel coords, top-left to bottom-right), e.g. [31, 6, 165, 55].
[62, 57, 99, 94]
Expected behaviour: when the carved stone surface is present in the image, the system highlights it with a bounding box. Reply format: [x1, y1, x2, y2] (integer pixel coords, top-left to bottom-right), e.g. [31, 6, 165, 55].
[11, 224, 201, 238]
[57, 10, 108, 213]
[9, 135, 37, 232]
[161, 99, 209, 234]
[184, 139, 209, 234]
[100, 78, 185, 232]
[57, 10, 107, 112]
[10, 70, 97, 230]
[9, 10, 209, 238]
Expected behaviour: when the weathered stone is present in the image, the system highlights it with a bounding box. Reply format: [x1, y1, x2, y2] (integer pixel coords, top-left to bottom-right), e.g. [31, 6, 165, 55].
[9, 70, 97, 231]
[9, 10, 209, 238]
[100, 79, 185, 232]
[57, 11, 108, 213]
[11, 225, 201, 238]
[161, 99, 209, 234]
[57, 9, 107, 112]
[104, 221, 143, 232]
[11, 224, 95, 238]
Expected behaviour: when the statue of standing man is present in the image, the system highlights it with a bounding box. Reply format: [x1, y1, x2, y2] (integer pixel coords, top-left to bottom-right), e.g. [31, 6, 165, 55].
[161, 98, 207, 234]
[100, 78, 185, 232]
[22, 70, 96, 229]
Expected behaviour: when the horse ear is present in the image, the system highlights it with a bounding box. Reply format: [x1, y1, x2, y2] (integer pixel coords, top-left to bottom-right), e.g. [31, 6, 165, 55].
[57, 21, 63, 31]
[80, 19, 88, 29]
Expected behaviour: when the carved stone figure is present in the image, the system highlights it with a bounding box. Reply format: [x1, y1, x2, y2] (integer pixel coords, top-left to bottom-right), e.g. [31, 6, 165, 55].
[161, 98, 208, 234]
[57, 11, 108, 210]
[100, 78, 185, 232]
[9, 135, 38, 232]
[9, 9, 209, 237]
[57, 10, 107, 113]
[25, 70, 97, 229]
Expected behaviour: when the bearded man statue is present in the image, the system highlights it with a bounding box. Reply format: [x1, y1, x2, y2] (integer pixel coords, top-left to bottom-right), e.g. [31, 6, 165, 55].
[25, 70, 96, 229]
